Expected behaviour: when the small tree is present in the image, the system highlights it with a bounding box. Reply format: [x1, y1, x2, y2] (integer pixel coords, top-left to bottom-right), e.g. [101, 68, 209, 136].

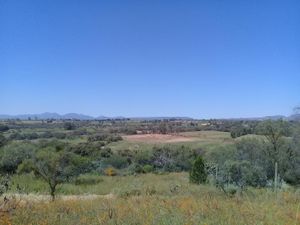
[189, 156, 207, 184]
[32, 149, 81, 201]
[256, 120, 291, 186]
[256, 120, 291, 164]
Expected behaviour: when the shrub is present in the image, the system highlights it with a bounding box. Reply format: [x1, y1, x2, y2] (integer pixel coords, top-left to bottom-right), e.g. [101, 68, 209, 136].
[143, 165, 154, 173]
[0, 143, 35, 173]
[0, 174, 11, 196]
[103, 155, 129, 169]
[16, 159, 35, 174]
[216, 160, 268, 190]
[127, 163, 144, 174]
[105, 167, 117, 176]
[0, 134, 7, 148]
[0, 125, 9, 132]
[189, 156, 207, 184]
[69, 142, 107, 157]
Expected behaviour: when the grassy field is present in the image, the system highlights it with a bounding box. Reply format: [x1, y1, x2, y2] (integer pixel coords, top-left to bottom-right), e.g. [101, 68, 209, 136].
[4, 173, 300, 225]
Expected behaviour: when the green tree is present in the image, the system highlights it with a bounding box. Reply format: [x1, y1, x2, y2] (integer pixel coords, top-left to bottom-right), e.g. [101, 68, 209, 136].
[32, 148, 82, 200]
[256, 120, 291, 164]
[189, 156, 207, 184]
[256, 120, 292, 179]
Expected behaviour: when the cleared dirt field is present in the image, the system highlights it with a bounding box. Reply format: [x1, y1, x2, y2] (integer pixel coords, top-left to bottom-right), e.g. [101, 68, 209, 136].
[122, 131, 232, 144]
[122, 134, 195, 143]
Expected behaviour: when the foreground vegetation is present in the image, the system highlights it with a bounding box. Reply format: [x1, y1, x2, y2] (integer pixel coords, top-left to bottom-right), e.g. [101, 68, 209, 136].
[5, 173, 300, 225]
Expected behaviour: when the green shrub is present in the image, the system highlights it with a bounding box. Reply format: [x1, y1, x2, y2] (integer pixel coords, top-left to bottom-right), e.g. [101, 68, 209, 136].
[127, 163, 144, 174]
[17, 159, 35, 174]
[0, 143, 35, 173]
[189, 156, 207, 184]
[103, 155, 129, 169]
[143, 165, 154, 173]
[0, 134, 7, 148]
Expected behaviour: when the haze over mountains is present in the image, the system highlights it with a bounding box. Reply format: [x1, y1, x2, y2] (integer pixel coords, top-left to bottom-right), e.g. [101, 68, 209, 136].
[0, 113, 299, 121]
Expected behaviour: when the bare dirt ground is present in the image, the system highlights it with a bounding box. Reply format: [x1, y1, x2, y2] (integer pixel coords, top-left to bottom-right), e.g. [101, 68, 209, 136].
[122, 133, 197, 143]
[7, 193, 115, 203]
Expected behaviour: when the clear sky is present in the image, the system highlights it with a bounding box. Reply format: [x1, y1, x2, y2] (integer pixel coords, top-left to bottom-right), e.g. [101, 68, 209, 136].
[1, 0, 299, 118]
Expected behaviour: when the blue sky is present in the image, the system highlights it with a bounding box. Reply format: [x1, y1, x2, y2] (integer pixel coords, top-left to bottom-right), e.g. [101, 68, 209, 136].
[1, 0, 299, 118]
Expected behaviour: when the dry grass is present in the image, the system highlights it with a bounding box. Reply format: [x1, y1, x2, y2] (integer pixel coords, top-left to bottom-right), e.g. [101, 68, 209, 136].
[6, 190, 300, 225]
[3, 173, 300, 225]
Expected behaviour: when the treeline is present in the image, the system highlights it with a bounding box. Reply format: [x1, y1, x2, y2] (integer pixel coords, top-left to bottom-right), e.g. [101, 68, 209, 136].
[1, 118, 282, 136]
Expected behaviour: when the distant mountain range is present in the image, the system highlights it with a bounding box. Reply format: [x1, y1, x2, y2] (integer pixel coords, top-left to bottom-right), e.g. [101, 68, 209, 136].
[0, 113, 299, 121]
[0, 113, 105, 120]
[0, 113, 192, 121]
[222, 115, 300, 121]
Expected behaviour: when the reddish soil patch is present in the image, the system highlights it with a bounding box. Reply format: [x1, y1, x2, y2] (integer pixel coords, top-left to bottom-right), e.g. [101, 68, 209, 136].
[122, 134, 196, 143]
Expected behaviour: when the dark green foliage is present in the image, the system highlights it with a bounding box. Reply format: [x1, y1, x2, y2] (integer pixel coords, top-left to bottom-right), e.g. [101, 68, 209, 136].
[0, 143, 35, 173]
[189, 156, 207, 184]
[69, 142, 108, 157]
[0, 174, 11, 196]
[230, 125, 253, 138]
[63, 122, 76, 130]
[102, 155, 129, 169]
[0, 134, 7, 148]
[0, 124, 9, 132]
[219, 160, 267, 189]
